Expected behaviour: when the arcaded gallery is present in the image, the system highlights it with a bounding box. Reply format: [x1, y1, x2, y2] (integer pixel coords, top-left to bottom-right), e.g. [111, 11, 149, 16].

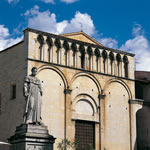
[0, 28, 143, 150]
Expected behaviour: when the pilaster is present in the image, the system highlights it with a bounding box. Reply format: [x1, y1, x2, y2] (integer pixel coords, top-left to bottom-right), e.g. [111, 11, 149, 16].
[64, 88, 72, 139]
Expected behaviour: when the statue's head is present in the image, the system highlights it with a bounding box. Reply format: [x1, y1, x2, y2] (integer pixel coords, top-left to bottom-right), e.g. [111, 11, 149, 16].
[31, 67, 38, 76]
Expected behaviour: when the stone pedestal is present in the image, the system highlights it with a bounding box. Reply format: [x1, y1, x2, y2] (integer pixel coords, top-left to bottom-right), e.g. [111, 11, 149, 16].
[8, 124, 56, 150]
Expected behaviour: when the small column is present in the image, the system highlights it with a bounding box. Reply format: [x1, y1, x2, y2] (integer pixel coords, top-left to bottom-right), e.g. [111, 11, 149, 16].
[111, 60, 114, 75]
[104, 50, 108, 74]
[120, 59, 123, 77]
[76, 45, 81, 69]
[61, 48, 66, 66]
[87, 55, 91, 71]
[50, 46, 54, 63]
[76, 51, 81, 68]
[93, 54, 97, 72]
[108, 56, 111, 75]
[52, 46, 58, 64]
[99, 56, 102, 72]
[69, 50, 73, 67]
[113, 53, 117, 76]
[121, 59, 125, 77]
[85, 52, 88, 70]
[64, 88, 72, 139]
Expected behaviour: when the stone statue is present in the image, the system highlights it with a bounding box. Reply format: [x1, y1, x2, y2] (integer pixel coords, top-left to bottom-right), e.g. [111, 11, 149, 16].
[23, 67, 43, 125]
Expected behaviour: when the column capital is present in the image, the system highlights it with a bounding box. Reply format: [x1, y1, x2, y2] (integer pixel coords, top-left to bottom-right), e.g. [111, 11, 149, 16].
[64, 88, 72, 94]
[128, 99, 144, 105]
[98, 94, 105, 99]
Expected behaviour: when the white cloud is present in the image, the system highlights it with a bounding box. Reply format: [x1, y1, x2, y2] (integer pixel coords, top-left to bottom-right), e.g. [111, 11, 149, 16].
[0, 25, 23, 51]
[132, 24, 144, 37]
[96, 24, 150, 71]
[7, 0, 19, 4]
[39, 0, 55, 4]
[63, 11, 95, 35]
[23, 7, 150, 71]
[99, 38, 118, 49]
[120, 24, 150, 71]
[60, 0, 79, 4]
[24, 6, 95, 36]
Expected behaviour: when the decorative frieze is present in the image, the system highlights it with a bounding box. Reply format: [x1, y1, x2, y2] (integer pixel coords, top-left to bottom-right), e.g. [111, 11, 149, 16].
[35, 33, 131, 79]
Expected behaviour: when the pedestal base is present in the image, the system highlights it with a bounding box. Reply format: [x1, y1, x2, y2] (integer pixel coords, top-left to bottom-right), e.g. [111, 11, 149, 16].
[8, 124, 56, 150]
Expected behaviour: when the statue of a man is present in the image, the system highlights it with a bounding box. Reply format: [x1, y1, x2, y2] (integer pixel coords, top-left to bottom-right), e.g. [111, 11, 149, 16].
[23, 67, 43, 125]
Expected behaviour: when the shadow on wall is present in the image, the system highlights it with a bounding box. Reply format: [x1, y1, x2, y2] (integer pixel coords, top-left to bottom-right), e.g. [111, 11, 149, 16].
[136, 106, 150, 150]
[0, 144, 10, 150]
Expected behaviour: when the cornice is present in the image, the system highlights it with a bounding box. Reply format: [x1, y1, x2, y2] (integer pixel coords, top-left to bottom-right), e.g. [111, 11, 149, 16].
[27, 58, 135, 82]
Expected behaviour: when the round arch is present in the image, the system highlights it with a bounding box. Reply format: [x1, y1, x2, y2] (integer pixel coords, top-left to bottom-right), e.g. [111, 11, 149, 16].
[103, 78, 132, 100]
[72, 93, 99, 113]
[72, 93, 99, 122]
[37, 65, 68, 89]
[69, 72, 102, 94]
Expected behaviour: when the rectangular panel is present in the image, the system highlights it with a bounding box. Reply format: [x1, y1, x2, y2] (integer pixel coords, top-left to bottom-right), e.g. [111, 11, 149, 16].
[75, 120, 95, 150]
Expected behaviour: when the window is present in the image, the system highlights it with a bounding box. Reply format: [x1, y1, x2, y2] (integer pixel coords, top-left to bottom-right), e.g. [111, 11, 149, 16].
[102, 50, 107, 73]
[79, 44, 85, 69]
[55, 38, 61, 64]
[94, 48, 100, 72]
[46, 36, 53, 62]
[87, 46, 93, 70]
[123, 55, 129, 78]
[10, 84, 16, 100]
[116, 53, 121, 76]
[81, 54, 85, 69]
[71, 42, 77, 68]
[109, 52, 114, 75]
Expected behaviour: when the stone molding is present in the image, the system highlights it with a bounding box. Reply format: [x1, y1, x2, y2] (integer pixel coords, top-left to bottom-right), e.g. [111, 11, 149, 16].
[129, 99, 144, 105]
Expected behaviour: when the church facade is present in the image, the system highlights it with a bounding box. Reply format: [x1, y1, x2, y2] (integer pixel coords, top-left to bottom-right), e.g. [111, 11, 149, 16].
[0, 28, 143, 150]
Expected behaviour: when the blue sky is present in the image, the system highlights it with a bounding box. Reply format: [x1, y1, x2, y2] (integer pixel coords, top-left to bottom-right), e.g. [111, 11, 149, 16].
[0, 0, 150, 71]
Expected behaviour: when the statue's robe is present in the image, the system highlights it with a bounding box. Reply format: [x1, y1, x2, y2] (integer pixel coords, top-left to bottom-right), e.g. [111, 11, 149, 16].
[24, 75, 42, 123]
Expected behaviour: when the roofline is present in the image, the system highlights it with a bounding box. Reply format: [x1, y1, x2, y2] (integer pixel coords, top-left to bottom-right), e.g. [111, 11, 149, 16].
[135, 71, 150, 73]
[24, 28, 135, 57]
[0, 41, 24, 54]
[60, 31, 104, 46]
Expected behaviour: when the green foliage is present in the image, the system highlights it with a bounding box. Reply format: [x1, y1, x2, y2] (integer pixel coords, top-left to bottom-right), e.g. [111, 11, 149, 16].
[57, 139, 78, 150]
[57, 139, 95, 150]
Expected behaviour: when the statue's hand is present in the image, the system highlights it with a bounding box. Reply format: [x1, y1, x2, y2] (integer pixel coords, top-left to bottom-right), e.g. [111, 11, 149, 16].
[24, 93, 29, 97]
